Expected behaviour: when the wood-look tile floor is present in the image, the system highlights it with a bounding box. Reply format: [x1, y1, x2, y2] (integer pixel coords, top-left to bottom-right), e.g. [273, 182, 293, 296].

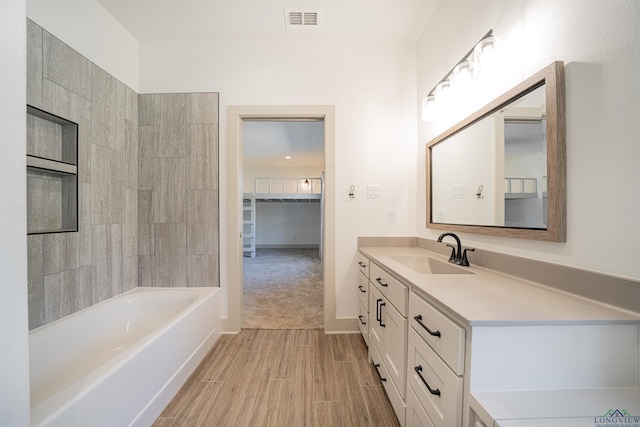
[153, 329, 400, 427]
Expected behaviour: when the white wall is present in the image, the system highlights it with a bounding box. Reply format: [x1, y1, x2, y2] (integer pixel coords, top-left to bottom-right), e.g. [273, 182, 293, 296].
[141, 38, 418, 318]
[418, 0, 640, 280]
[256, 202, 321, 247]
[26, 0, 139, 91]
[0, 1, 30, 424]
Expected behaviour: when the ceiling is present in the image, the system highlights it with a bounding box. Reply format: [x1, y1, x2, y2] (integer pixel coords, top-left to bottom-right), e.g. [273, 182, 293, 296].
[94, 1, 440, 168]
[242, 120, 325, 168]
[96, 0, 441, 42]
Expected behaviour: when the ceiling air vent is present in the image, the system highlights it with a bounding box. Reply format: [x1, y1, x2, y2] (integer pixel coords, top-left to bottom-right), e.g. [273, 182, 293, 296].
[284, 8, 322, 29]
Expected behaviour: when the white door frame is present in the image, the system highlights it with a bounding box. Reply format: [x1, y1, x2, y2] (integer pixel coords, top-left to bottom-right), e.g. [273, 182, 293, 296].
[224, 105, 336, 332]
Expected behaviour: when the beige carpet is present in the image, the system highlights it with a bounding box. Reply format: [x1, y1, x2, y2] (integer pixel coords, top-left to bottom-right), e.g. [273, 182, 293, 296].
[242, 248, 324, 329]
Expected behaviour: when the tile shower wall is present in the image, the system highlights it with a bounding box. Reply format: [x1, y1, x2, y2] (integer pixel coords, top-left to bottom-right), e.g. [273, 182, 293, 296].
[137, 93, 219, 288]
[26, 19, 219, 330]
[26, 19, 139, 329]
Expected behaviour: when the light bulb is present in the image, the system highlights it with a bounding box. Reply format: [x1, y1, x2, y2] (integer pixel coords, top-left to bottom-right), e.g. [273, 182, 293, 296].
[421, 95, 436, 122]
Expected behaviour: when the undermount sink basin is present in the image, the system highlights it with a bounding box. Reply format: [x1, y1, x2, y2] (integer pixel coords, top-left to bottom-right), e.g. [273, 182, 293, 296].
[389, 255, 474, 275]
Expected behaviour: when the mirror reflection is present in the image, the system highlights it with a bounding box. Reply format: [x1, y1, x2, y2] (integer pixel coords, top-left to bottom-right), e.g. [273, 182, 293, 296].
[426, 61, 565, 242]
[431, 84, 547, 229]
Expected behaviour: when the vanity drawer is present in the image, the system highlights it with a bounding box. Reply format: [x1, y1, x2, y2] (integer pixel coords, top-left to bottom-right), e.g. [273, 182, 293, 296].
[357, 271, 368, 311]
[371, 342, 406, 426]
[357, 252, 370, 278]
[409, 292, 465, 375]
[406, 385, 436, 427]
[371, 262, 408, 316]
[408, 328, 463, 427]
[358, 300, 369, 346]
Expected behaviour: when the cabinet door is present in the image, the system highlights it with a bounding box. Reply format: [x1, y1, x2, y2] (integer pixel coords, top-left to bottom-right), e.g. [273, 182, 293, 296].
[382, 298, 408, 399]
[408, 328, 463, 427]
[357, 272, 368, 312]
[358, 300, 369, 346]
[369, 284, 384, 353]
[406, 386, 436, 427]
[357, 252, 370, 278]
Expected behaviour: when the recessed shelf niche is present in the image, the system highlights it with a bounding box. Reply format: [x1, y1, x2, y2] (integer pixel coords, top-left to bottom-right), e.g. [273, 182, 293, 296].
[26, 105, 78, 234]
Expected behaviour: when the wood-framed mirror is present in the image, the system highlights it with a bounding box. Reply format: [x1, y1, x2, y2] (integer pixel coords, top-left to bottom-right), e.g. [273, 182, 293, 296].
[426, 61, 566, 241]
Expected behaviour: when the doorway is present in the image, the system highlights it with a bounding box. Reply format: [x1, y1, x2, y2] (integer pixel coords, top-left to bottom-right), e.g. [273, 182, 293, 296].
[225, 105, 336, 333]
[241, 119, 325, 329]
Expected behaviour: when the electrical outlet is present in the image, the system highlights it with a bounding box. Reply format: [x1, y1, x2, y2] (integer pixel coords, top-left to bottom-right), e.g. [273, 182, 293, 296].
[452, 185, 464, 199]
[386, 209, 395, 223]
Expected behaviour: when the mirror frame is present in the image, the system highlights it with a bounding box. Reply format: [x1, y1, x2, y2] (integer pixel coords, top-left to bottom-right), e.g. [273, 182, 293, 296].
[426, 61, 566, 241]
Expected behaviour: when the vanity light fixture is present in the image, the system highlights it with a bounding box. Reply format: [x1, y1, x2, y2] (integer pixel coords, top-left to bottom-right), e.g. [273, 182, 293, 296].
[421, 30, 500, 122]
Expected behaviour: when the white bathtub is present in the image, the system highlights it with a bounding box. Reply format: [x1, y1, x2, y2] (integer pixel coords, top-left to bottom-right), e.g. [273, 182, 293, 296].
[29, 287, 221, 427]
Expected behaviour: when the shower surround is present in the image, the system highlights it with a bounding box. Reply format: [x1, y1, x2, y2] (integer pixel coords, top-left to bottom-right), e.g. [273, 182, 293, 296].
[26, 19, 219, 330]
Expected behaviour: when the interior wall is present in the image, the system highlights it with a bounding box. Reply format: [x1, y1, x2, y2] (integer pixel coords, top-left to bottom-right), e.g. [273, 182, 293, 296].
[26, 19, 139, 329]
[256, 202, 321, 248]
[0, 1, 30, 423]
[138, 93, 220, 288]
[26, 0, 139, 91]
[140, 38, 418, 320]
[417, 0, 640, 281]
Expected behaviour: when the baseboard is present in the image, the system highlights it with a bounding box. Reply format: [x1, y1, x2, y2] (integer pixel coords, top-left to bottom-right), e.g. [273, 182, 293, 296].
[325, 317, 359, 333]
[256, 244, 320, 249]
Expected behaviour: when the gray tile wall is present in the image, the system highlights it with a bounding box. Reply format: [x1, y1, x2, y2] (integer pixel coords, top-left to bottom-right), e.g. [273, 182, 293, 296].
[137, 93, 220, 288]
[26, 19, 138, 329]
[26, 19, 219, 330]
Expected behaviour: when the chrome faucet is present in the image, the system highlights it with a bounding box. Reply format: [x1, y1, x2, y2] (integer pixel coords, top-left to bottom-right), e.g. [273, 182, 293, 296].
[437, 232, 474, 267]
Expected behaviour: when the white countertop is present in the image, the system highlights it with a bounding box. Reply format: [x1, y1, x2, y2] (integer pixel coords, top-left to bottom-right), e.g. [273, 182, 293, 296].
[473, 388, 640, 426]
[359, 246, 640, 326]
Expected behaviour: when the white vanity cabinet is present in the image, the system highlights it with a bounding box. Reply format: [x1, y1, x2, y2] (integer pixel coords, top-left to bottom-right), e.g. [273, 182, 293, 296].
[407, 292, 465, 427]
[356, 252, 370, 345]
[358, 244, 640, 427]
[369, 261, 409, 425]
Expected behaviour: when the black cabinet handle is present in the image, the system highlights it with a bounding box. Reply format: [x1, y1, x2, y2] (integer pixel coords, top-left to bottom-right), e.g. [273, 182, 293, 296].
[415, 365, 441, 396]
[375, 277, 388, 287]
[374, 363, 387, 382]
[358, 261, 366, 268]
[358, 315, 366, 325]
[358, 285, 366, 293]
[413, 315, 441, 337]
[375, 299, 386, 327]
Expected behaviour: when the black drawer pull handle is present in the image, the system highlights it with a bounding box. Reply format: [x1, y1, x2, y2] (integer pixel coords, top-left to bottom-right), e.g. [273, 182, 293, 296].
[415, 365, 441, 396]
[379, 302, 386, 328]
[374, 363, 387, 382]
[375, 277, 388, 287]
[414, 315, 441, 337]
[358, 261, 366, 268]
[358, 285, 366, 293]
[358, 315, 366, 325]
[376, 299, 382, 322]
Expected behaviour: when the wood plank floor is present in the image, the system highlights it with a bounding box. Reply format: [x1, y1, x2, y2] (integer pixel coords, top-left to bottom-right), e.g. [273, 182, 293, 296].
[153, 329, 400, 427]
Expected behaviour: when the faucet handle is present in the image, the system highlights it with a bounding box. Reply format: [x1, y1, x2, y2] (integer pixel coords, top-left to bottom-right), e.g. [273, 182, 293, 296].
[460, 247, 475, 267]
[445, 244, 457, 262]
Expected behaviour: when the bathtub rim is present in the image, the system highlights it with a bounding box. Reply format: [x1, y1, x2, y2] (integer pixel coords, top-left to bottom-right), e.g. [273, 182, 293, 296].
[29, 286, 215, 335]
[29, 286, 221, 427]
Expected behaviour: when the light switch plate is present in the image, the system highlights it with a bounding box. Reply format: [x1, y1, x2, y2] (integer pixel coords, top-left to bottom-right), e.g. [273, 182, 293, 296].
[452, 185, 464, 199]
[367, 185, 381, 198]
